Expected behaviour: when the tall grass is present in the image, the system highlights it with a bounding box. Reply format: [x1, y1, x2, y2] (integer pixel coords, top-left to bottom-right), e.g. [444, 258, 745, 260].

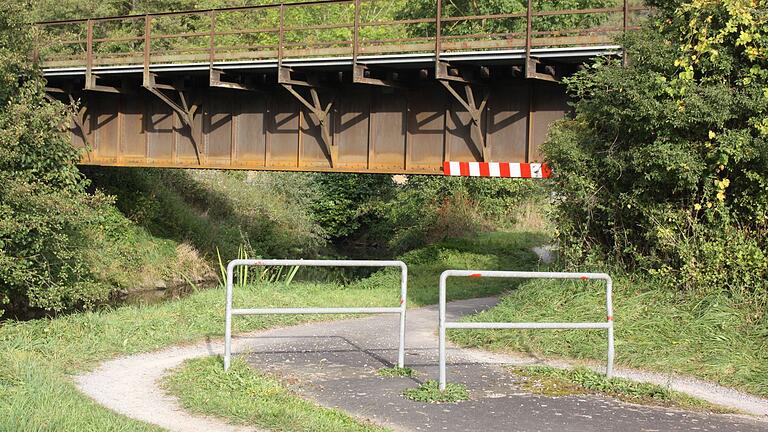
[450, 276, 768, 397]
[216, 246, 300, 288]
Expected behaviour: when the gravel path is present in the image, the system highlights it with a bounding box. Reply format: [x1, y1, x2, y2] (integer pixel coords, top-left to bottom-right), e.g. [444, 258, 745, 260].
[75, 297, 768, 432]
[76, 341, 260, 432]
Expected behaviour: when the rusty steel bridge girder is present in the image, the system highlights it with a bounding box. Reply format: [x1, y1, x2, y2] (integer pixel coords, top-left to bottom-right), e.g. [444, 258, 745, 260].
[38, 0, 647, 174]
[51, 74, 566, 174]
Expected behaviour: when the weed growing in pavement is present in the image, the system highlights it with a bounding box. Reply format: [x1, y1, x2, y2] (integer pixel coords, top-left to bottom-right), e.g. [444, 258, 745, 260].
[513, 366, 736, 413]
[403, 380, 469, 403]
[377, 366, 417, 378]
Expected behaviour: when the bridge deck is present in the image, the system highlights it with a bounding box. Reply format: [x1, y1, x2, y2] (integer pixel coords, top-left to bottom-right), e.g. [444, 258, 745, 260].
[42, 46, 621, 77]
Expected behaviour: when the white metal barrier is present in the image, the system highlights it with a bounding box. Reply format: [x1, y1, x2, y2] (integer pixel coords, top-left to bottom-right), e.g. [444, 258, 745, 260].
[224, 259, 408, 371]
[438, 270, 614, 391]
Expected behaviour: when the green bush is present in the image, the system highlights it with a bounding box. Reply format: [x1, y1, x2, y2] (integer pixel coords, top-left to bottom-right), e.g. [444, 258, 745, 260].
[310, 173, 395, 240]
[543, 0, 768, 309]
[0, 4, 113, 315]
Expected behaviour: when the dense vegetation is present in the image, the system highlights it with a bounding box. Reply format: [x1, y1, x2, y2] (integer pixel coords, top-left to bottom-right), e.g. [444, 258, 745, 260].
[0, 2, 122, 316]
[398, 0, 618, 37]
[543, 0, 768, 310]
[311, 174, 542, 250]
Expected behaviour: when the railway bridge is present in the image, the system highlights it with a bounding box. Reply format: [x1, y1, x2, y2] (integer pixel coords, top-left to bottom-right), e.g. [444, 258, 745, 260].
[38, 0, 645, 176]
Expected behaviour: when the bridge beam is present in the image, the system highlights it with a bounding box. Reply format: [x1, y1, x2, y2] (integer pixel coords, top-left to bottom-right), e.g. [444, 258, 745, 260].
[209, 69, 258, 92]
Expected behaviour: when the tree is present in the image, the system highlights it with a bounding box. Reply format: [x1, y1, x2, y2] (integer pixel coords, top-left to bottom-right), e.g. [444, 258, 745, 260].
[543, 0, 768, 308]
[0, 1, 113, 316]
[396, 0, 616, 38]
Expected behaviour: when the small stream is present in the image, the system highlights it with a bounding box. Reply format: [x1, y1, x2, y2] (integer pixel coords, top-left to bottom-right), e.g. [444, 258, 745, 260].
[117, 241, 393, 306]
[116, 278, 220, 306]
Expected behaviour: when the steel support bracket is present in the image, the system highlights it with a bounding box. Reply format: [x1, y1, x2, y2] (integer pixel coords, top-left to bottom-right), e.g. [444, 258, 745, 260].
[524, 57, 558, 82]
[279, 67, 337, 167]
[143, 73, 201, 163]
[352, 64, 403, 88]
[84, 74, 131, 94]
[435, 61, 476, 84]
[277, 66, 324, 88]
[436, 62, 489, 161]
[210, 68, 258, 91]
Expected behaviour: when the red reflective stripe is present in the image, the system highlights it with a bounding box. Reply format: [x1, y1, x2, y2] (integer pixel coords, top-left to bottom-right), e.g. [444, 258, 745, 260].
[580, 276, 589, 281]
[479, 162, 490, 177]
[400, 298, 405, 305]
[607, 315, 614, 321]
[459, 162, 470, 177]
[469, 273, 482, 278]
[520, 163, 532, 178]
[499, 163, 511, 178]
[541, 163, 553, 178]
[443, 161, 554, 178]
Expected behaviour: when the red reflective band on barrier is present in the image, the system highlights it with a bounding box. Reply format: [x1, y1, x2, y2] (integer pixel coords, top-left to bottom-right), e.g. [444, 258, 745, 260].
[541, 164, 553, 178]
[459, 162, 470, 177]
[443, 162, 552, 178]
[580, 276, 589, 280]
[499, 163, 511, 178]
[520, 163, 531, 178]
[469, 273, 482, 278]
[607, 316, 614, 321]
[400, 298, 405, 305]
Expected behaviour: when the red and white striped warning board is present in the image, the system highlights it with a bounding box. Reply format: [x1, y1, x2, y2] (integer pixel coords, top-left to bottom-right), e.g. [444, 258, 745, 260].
[443, 162, 552, 178]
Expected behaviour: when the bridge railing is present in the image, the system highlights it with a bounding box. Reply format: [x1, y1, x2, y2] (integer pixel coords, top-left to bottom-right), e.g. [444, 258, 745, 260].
[35, 0, 648, 71]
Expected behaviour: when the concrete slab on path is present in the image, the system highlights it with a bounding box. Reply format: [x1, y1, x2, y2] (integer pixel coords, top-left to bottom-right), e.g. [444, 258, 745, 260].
[237, 297, 766, 432]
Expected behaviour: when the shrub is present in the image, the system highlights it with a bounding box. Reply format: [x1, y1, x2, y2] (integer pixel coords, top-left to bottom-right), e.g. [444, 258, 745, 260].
[310, 173, 394, 240]
[543, 0, 768, 309]
[374, 176, 542, 251]
[0, 4, 114, 316]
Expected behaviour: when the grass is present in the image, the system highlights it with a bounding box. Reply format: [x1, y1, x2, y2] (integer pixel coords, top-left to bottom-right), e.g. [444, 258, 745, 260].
[163, 356, 387, 432]
[86, 168, 325, 262]
[0, 282, 397, 431]
[513, 366, 735, 413]
[376, 366, 417, 378]
[402, 381, 470, 403]
[448, 276, 768, 398]
[0, 230, 543, 431]
[393, 231, 549, 305]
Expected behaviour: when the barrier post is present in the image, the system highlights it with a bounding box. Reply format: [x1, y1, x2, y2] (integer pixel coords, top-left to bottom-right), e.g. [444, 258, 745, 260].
[224, 259, 408, 371]
[438, 270, 614, 391]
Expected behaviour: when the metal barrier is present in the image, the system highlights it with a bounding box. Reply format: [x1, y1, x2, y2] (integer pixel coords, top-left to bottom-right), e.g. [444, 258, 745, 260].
[438, 270, 614, 391]
[224, 259, 408, 371]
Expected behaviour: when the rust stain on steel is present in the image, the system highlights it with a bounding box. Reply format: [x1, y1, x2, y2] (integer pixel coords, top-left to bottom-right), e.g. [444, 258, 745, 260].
[66, 80, 567, 174]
